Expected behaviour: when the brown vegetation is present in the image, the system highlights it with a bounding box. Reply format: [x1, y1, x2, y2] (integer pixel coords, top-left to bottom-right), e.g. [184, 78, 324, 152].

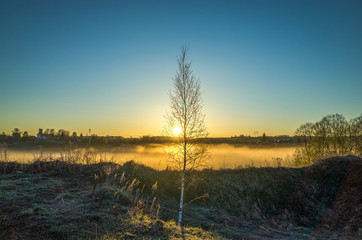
[0, 155, 361, 239]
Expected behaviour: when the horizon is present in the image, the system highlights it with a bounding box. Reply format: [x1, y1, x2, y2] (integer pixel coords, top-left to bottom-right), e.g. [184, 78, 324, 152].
[1, 0, 361, 137]
[0, 126, 297, 138]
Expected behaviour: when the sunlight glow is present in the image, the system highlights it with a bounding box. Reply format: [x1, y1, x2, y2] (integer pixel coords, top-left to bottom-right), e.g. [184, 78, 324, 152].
[173, 126, 182, 135]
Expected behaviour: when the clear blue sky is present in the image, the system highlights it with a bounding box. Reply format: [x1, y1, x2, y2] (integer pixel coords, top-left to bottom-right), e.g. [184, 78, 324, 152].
[0, 0, 361, 137]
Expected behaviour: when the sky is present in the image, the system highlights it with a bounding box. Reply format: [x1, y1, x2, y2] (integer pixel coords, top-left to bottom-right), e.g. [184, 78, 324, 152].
[0, 0, 361, 137]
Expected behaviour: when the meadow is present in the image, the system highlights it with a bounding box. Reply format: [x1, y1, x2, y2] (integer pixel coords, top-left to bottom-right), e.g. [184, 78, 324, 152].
[0, 155, 361, 239]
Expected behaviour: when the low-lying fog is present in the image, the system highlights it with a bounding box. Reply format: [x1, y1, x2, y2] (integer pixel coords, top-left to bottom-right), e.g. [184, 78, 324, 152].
[3, 144, 296, 169]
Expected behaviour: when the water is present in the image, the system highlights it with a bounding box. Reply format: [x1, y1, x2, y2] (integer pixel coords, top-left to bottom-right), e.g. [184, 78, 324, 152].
[2, 144, 296, 169]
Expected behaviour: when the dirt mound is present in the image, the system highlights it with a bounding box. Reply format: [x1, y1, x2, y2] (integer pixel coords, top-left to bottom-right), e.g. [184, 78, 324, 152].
[247, 155, 362, 239]
[308, 156, 362, 239]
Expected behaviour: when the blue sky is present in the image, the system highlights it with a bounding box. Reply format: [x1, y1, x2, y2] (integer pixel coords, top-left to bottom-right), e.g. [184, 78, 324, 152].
[0, 0, 361, 137]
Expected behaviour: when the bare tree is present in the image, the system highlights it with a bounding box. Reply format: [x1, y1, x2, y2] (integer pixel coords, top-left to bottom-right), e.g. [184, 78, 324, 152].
[294, 113, 362, 166]
[348, 114, 362, 155]
[22, 131, 29, 138]
[164, 45, 208, 226]
[295, 122, 314, 164]
[12, 128, 21, 134]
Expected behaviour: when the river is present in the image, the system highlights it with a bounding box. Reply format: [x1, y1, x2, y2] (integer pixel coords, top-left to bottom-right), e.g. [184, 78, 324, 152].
[2, 144, 296, 169]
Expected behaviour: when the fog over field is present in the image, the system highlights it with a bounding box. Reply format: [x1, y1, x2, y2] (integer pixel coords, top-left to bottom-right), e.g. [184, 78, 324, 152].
[6, 144, 295, 169]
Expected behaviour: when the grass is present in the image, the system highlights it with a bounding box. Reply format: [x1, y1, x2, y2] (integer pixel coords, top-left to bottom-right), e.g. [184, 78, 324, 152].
[0, 156, 361, 239]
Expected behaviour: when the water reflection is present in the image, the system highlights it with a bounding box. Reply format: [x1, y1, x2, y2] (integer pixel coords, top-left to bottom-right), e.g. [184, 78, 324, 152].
[4, 144, 296, 169]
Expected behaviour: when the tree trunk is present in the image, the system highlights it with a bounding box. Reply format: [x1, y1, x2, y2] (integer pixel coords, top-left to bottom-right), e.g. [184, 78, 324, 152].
[178, 140, 187, 226]
[178, 168, 185, 226]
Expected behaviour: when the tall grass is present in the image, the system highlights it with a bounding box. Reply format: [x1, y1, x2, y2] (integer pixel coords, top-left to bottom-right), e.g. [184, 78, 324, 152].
[0, 143, 9, 174]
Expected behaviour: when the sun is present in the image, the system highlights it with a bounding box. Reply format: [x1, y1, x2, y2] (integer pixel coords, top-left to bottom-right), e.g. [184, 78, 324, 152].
[173, 126, 182, 135]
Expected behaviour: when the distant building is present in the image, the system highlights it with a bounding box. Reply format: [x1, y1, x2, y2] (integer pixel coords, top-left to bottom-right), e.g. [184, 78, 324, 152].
[12, 132, 21, 139]
[0, 134, 7, 142]
[27, 136, 37, 141]
[37, 128, 56, 140]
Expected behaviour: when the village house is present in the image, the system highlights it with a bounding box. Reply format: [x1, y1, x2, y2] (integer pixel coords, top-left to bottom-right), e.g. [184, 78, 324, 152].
[0, 134, 7, 142]
[37, 129, 56, 140]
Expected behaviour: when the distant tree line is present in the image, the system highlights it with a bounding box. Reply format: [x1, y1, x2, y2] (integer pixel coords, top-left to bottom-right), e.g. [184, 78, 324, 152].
[0, 128, 78, 142]
[8, 121, 360, 151]
[294, 113, 361, 166]
[1, 128, 300, 146]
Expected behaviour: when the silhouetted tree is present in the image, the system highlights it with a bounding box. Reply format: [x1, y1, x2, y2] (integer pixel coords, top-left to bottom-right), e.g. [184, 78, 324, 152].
[12, 128, 21, 134]
[12, 128, 21, 139]
[348, 114, 362, 155]
[262, 133, 267, 142]
[295, 122, 314, 164]
[164, 45, 208, 226]
[294, 113, 361, 165]
[57, 129, 70, 140]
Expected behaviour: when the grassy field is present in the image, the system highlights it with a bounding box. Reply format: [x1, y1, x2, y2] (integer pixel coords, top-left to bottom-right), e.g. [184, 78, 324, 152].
[0, 156, 361, 239]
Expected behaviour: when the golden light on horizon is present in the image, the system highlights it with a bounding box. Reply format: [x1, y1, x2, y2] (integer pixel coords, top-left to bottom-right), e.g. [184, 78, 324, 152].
[173, 126, 182, 135]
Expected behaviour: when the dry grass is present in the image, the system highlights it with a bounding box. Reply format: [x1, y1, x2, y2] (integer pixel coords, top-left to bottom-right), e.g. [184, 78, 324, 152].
[0, 155, 361, 239]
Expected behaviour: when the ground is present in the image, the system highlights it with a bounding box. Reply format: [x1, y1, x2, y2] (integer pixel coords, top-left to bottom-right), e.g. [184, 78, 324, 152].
[0, 156, 361, 239]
